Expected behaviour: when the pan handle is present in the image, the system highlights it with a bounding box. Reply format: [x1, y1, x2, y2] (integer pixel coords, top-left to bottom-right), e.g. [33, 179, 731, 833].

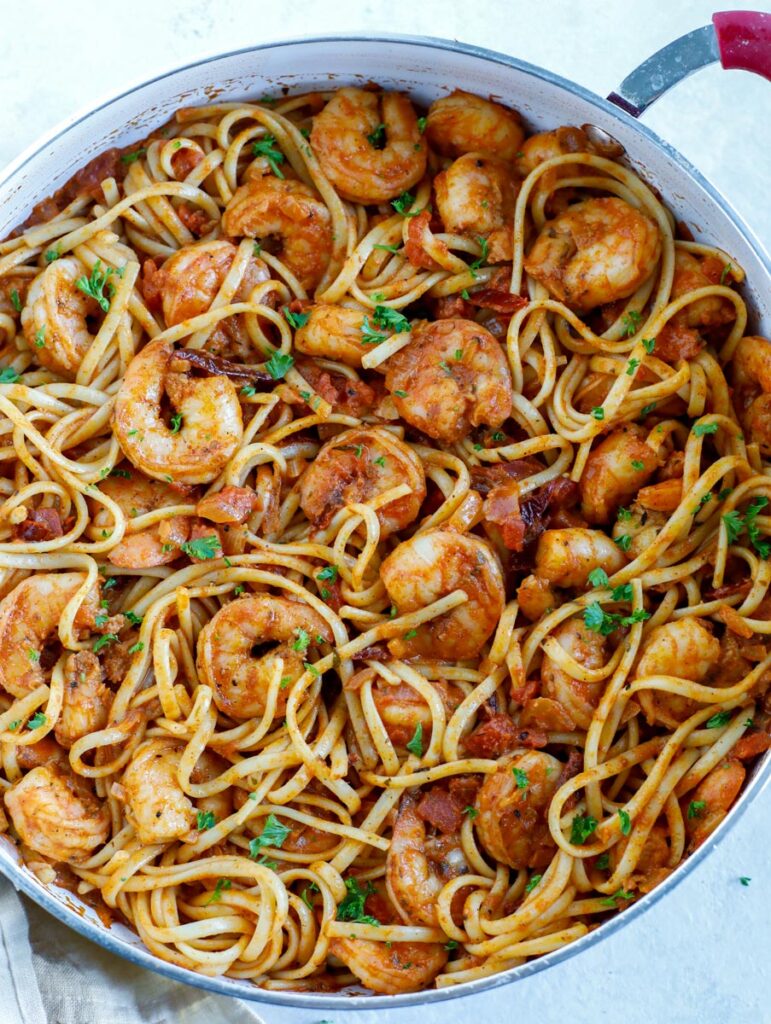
[608, 10, 771, 117]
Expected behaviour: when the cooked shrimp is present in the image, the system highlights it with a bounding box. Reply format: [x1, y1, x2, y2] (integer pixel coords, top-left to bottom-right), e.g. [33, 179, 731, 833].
[4, 763, 109, 864]
[113, 337, 243, 485]
[196, 594, 332, 720]
[21, 257, 99, 377]
[633, 617, 720, 728]
[119, 738, 195, 844]
[380, 529, 505, 660]
[383, 319, 513, 445]
[732, 335, 771, 455]
[425, 90, 524, 160]
[684, 758, 745, 849]
[517, 574, 558, 621]
[0, 573, 99, 698]
[370, 677, 463, 749]
[580, 427, 660, 524]
[541, 618, 608, 729]
[293, 304, 372, 368]
[311, 88, 426, 204]
[91, 470, 190, 568]
[222, 176, 332, 292]
[386, 789, 466, 927]
[329, 930, 447, 995]
[298, 426, 426, 536]
[669, 249, 735, 330]
[156, 239, 269, 359]
[524, 197, 661, 313]
[475, 750, 563, 869]
[534, 528, 627, 588]
[611, 503, 668, 561]
[54, 651, 111, 749]
[516, 125, 595, 179]
[434, 153, 519, 262]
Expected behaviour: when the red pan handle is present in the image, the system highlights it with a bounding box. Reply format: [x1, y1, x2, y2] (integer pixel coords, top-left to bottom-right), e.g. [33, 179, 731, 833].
[608, 9, 771, 118]
[713, 10, 771, 79]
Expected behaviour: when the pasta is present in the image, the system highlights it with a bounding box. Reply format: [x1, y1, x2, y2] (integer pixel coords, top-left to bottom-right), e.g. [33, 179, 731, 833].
[0, 84, 769, 996]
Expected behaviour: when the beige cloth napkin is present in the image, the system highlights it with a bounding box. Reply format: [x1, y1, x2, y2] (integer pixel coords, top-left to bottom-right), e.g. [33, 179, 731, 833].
[0, 877, 271, 1024]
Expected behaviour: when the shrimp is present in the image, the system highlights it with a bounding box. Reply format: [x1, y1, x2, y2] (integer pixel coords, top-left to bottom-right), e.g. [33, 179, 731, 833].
[669, 249, 735, 330]
[310, 88, 427, 204]
[0, 573, 100, 698]
[4, 763, 109, 864]
[222, 176, 332, 292]
[633, 617, 720, 728]
[541, 618, 608, 730]
[298, 426, 426, 537]
[21, 257, 99, 377]
[732, 336, 771, 455]
[425, 90, 524, 160]
[156, 239, 270, 360]
[196, 594, 333, 720]
[580, 427, 660, 524]
[611, 503, 668, 561]
[118, 738, 196, 845]
[684, 758, 745, 849]
[517, 574, 558, 621]
[54, 651, 111, 749]
[386, 788, 467, 927]
[329, 933, 447, 995]
[516, 125, 595, 179]
[91, 470, 191, 568]
[434, 153, 519, 263]
[383, 319, 513, 445]
[294, 304, 373, 368]
[369, 677, 463, 749]
[113, 337, 243, 485]
[523, 197, 661, 313]
[380, 529, 505, 660]
[475, 750, 563, 869]
[534, 528, 627, 588]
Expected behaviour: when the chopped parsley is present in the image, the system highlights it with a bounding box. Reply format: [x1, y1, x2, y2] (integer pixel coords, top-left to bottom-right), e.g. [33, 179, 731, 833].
[406, 722, 424, 757]
[284, 306, 310, 329]
[265, 350, 294, 379]
[373, 304, 410, 333]
[525, 874, 543, 893]
[417, 116, 427, 134]
[512, 767, 529, 790]
[621, 310, 642, 336]
[626, 358, 640, 376]
[252, 134, 285, 178]
[705, 710, 732, 729]
[125, 610, 142, 627]
[373, 455, 386, 467]
[10, 289, 21, 312]
[630, 459, 645, 471]
[739, 876, 751, 886]
[570, 815, 598, 845]
[93, 633, 119, 652]
[0, 366, 19, 383]
[642, 338, 656, 354]
[316, 565, 339, 582]
[360, 315, 388, 346]
[120, 148, 146, 164]
[617, 507, 633, 522]
[44, 248, 60, 263]
[249, 813, 291, 858]
[204, 878, 231, 905]
[181, 535, 220, 560]
[720, 264, 732, 285]
[693, 421, 718, 437]
[584, 602, 650, 637]
[592, 407, 605, 420]
[615, 534, 633, 552]
[367, 123, 386, 148]
[595, 852, 610, 870]
[128, 641, 144, 654]
[463, 805, 478, 818]
[337, 876, 380, 925]
[34, 325, 46, 347]
[27, 711, 47, 730]
[391, 191, 416, 216]
[588, 567, 609, 588]
[197, 810, 216, 830]
[687, 800, 706, 819]
[373, 243, 399, 253]
[618, 809, 631, 835]
[75, 260, 115, 313]
[601, 888, 635, 907]
[292, 628, 311, 653]
[469, 235, 489, 275]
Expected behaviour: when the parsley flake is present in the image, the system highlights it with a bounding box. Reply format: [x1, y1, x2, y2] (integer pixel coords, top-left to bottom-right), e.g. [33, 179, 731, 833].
[252, 134, 285, 178]
[406, 722, 423, 757]
[249, 813, 291, 858]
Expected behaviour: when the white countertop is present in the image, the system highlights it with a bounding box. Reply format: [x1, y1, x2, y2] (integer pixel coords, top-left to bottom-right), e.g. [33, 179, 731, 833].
[2, 2, 770, 1022]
